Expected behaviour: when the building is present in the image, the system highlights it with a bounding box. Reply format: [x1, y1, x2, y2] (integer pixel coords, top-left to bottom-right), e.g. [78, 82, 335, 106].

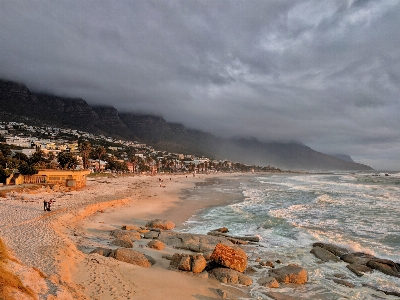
[21, 169, 91, 189]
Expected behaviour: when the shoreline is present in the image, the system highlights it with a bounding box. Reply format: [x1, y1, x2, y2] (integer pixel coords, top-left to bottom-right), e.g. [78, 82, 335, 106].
[0, 172, 254, 299]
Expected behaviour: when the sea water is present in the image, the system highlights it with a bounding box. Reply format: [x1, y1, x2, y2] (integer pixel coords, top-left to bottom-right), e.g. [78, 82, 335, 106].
[181, 173, 400, 299]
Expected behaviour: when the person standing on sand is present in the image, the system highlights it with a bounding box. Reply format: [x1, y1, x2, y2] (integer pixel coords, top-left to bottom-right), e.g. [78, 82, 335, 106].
[43, 199, 48, 211]
[47, 199, 53, 211]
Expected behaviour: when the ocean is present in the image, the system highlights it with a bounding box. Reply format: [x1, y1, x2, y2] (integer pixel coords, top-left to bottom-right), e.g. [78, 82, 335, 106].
[180, 172, 400, 300]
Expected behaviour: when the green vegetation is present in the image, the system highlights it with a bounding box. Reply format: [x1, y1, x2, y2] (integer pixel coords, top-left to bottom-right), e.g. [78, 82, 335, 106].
[57, 152, 78, 169]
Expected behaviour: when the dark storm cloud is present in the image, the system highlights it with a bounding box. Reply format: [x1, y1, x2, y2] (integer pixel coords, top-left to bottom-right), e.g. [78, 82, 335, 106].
[1, 0, 400, 170]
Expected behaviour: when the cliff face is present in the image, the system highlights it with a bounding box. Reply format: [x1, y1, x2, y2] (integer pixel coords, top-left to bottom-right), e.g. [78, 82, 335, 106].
[0, 78, 373, 171]
[92, 106, 136, 139]
[0, 80, 108, 134]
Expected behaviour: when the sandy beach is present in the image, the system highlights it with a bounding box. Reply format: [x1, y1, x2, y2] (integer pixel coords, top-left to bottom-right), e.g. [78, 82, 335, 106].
[0, 173, 249, 300]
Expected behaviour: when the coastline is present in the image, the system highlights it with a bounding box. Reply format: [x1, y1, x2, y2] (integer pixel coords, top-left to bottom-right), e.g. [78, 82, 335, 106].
[0, 172, 252, 299]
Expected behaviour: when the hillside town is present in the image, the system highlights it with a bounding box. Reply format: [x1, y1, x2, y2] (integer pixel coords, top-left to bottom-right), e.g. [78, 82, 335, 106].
[0, 121, 281, 185]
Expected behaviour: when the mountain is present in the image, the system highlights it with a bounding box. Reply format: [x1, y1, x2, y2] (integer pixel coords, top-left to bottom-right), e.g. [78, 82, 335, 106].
[0, 79, 373, 171]
[214, 138, 370, 171]
[329, 154, 355, 163]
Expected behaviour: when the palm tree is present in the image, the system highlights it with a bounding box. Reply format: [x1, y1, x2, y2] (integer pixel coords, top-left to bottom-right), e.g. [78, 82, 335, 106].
[78, 141, 92, 169]
[93, 146, 106, 172]
[130, 155, 139, 173]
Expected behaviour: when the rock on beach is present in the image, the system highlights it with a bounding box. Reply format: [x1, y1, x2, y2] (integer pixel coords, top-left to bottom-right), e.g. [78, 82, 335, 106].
[311, 246, 341, 262]
[110, 248, 155, 267]
[209, 243, 248, 273]
[268, 264, 308, 284]
[210, 268, 252, 286]
[146, 219, 175, 230]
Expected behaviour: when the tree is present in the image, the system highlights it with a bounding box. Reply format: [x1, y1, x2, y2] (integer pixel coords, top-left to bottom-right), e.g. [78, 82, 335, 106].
[13, 152, 29, 162]
[92, 146, 106, 171]
[130, 155, 139, 173]
[57, 152, 78, 169]
[29, 149, 45, 167]
[106, 157, 128, 172]
[18, 162, 38, 175]
[0, 166, 12, 183]
[78, 140, 92, 169]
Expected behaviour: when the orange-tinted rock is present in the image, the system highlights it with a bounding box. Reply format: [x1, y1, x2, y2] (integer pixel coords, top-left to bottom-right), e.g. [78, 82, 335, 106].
[112, 236, 134, 248]
[269, 264, 308, 284]
[146, 219, 175, 230]
[258, 277, 280, 288]
[178, 256, 192, 271]
[147, 240, 165, 250]
[110, 248, 154, 267]
[210, 268, 252, 286]
[191, 254, 207, 273]
[210, 243, 248, 273]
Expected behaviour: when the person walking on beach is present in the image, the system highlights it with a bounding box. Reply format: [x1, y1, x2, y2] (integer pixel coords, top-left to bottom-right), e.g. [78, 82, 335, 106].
[43, 199, 48, 211]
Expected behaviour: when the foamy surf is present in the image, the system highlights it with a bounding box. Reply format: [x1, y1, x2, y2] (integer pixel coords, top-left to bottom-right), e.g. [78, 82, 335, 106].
[182, 173, 400, 299]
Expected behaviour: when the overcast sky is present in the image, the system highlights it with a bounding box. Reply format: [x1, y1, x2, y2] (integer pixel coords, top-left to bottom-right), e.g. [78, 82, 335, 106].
[1, 0, 400, 170]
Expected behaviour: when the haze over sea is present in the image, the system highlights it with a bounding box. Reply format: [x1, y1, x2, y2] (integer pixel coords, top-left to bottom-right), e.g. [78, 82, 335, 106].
[181, 172, 400, 299]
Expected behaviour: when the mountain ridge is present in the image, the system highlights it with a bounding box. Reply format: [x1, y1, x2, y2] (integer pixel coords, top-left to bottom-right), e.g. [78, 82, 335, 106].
[0, 79, 373, 171]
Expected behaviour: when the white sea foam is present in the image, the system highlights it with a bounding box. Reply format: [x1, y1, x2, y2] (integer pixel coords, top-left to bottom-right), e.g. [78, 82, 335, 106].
[182, 173, 400, 299]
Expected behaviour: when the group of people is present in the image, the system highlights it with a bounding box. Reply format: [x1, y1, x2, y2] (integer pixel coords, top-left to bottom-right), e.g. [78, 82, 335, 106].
[43, 199, 53, 211]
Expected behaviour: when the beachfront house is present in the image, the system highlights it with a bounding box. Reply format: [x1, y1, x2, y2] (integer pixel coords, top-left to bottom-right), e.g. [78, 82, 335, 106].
[6, 169, 90, 189]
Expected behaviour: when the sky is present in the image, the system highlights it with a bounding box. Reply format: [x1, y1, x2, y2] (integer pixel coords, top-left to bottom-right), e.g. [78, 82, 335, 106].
[1, 0, 400, 170]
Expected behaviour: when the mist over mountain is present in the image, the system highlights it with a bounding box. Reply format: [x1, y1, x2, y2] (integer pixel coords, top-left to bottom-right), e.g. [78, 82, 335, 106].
[0, 79, 373, 171]
[329, 154, 355, 163]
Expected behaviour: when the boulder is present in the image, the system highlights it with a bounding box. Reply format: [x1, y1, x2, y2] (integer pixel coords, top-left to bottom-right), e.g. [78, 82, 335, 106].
[111, 237, 134, 248]
[147, 240, 165, 250]
[158, 231, 233, 253]
[332, 279, 355, 288]
[346, 264, 373, 277]
[170, 253, 185, 269]
[210, 268, 252, 286]
[191, 254, 207, 274]
[210, 243, 248, 273]
[178, 256, 192, 271]
[363, 284, 400, 298]
[110, 248, 155, 267]
[162, 254, 173, 260]
[263, 291, 300, 300]
[144, 230, 159, 239]
[211, 227, 229, 233]
[146, 219, 175, 230]
[268, 264, 308, 284]
[367, 260, 400, 278]
[340, 253, 375, 265]
[258, 277, 280, 288]
[259, 261, 275, 268]
[312, 243, 350, 257]
[311, 246, 341, 262]
[207, 230, 260, 242]
[169, 253, 206, 274]
[121, 225, 140, 231]
[110, 229, 141, 240]
[89, 247, 112, 257]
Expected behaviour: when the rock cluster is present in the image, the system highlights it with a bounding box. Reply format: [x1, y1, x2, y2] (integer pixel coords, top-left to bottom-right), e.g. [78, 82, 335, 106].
[88, 222, 310, 295]
[310, 242, 400, 297]
[310, 242, 400, 278]
[169, 253, 207, 274]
